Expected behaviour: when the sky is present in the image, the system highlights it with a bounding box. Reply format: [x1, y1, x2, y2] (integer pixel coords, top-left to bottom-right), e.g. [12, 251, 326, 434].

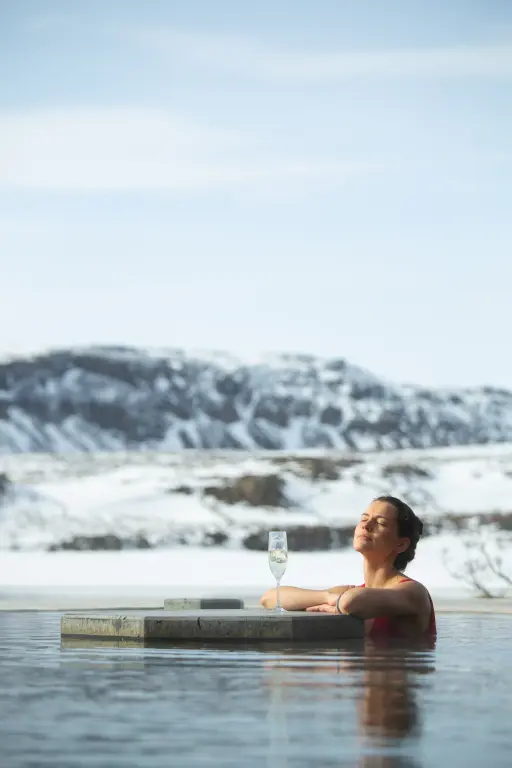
[1, 0, 511, 388]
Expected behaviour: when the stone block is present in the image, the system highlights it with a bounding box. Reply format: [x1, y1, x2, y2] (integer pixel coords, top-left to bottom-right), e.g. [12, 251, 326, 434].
[163, 598, 244, 610]
[61, 608, 364, 643]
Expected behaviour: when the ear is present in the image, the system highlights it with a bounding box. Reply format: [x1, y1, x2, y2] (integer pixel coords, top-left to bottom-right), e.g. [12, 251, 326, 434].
[396, 537, 410, 554]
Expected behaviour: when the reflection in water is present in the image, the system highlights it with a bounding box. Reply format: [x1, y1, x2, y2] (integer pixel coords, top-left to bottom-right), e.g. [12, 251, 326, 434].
[356, 641, 435, 768]
[258, 638, 435, 767]
[61, 637, 147, 671]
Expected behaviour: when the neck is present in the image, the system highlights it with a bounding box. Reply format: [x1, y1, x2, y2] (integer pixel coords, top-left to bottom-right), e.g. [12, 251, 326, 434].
[363, 558, 399, 588]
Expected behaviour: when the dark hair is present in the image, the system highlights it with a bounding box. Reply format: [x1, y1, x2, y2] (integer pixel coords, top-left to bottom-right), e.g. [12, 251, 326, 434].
[373, 495, 424, 571]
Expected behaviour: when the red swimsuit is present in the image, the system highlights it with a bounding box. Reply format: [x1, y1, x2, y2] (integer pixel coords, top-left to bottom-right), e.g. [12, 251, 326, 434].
[360, 578, 437, 639]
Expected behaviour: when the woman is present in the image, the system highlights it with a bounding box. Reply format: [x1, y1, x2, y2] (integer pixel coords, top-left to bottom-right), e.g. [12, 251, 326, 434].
[260, 495, 436, 639]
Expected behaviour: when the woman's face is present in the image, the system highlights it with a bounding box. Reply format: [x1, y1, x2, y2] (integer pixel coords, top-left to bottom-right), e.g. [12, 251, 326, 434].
[353, 500, 410, 563]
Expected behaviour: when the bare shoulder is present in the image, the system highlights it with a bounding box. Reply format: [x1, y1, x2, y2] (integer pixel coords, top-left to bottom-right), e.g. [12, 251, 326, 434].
[392, 578, 432, 608]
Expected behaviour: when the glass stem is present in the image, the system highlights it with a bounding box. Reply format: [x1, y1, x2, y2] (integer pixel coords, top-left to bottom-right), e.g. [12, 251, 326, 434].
[276, 579, 281, 610]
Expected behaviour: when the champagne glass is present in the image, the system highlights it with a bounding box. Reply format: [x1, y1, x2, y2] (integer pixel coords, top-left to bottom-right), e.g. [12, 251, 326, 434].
[268, 530, 288, 612]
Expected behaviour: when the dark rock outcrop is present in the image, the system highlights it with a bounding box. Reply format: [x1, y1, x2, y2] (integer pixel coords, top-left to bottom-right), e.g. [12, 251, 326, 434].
[48, 534, 125, 551]
[0, 472, 10, 497]
[203, 474, 287, 507]
[243, 525, 356, 551]
[381, 463, 433, 480]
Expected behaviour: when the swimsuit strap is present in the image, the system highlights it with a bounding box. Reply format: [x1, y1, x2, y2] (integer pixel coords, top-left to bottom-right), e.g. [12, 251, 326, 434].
[360, 577, 412, 586]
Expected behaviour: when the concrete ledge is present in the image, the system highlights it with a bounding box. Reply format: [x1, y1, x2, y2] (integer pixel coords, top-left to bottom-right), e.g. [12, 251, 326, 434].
[163, 598, 244, 610]
[60, 608, 364, 642]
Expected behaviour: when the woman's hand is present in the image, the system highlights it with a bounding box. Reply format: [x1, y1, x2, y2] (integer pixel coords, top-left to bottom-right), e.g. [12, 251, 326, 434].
[306, 587, 356, 614]
[306, 602, 339, 614]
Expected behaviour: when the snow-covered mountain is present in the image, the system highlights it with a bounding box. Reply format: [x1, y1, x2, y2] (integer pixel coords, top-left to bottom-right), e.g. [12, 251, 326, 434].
[2, 345, 512, 453]
[2, 443, 512, 552]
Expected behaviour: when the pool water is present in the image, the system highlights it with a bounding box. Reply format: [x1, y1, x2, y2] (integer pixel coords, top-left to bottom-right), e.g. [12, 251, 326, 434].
[0, 612, 510, 767]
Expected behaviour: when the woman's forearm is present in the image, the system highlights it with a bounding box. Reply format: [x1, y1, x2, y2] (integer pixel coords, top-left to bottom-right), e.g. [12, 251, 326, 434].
[260, 585, 352, 611]
[260, 587, 330, 610]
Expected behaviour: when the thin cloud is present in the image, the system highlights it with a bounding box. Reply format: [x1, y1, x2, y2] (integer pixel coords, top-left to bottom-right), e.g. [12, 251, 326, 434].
[267, 45, 512, 80]
[0, 107, 380, 192]
[138, 27, 512, 80]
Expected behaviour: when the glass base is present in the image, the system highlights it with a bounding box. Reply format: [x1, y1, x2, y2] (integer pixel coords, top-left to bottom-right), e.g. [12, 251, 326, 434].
[274, 606, 286, 613]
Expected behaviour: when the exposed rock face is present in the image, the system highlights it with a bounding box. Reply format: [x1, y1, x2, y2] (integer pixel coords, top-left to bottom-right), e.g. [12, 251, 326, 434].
[48, 534, 126, 551]
[272, 455, 361, 481]
[1, 345, 512, 453]
[0, 473, 9, 497]
[427, 511, 512, 534]
[243, 525, 356, 551]
[203, 474, 287, 507]
[46, 530, 229, 551]
[381, 463, 433, 480]
[47, 534, 155, 551]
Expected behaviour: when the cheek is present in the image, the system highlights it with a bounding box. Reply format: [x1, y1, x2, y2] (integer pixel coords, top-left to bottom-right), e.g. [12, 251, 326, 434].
[384, 532, 401, 548]
[376, 529, 395, 544]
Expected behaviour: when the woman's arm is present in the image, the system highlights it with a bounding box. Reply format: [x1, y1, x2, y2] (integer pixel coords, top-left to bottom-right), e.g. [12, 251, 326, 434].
[337, 582, 429, 619]
[260, 585, 355, 611]
[306, 582, 429, 620]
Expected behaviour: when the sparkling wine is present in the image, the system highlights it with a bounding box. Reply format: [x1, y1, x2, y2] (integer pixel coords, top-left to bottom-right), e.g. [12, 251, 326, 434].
[268, 547, 288, 580]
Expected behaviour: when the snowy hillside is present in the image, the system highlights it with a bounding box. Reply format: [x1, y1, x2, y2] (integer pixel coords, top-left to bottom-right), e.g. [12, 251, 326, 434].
[2, 345, 512, 453]
[2, 443, 512, 553]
